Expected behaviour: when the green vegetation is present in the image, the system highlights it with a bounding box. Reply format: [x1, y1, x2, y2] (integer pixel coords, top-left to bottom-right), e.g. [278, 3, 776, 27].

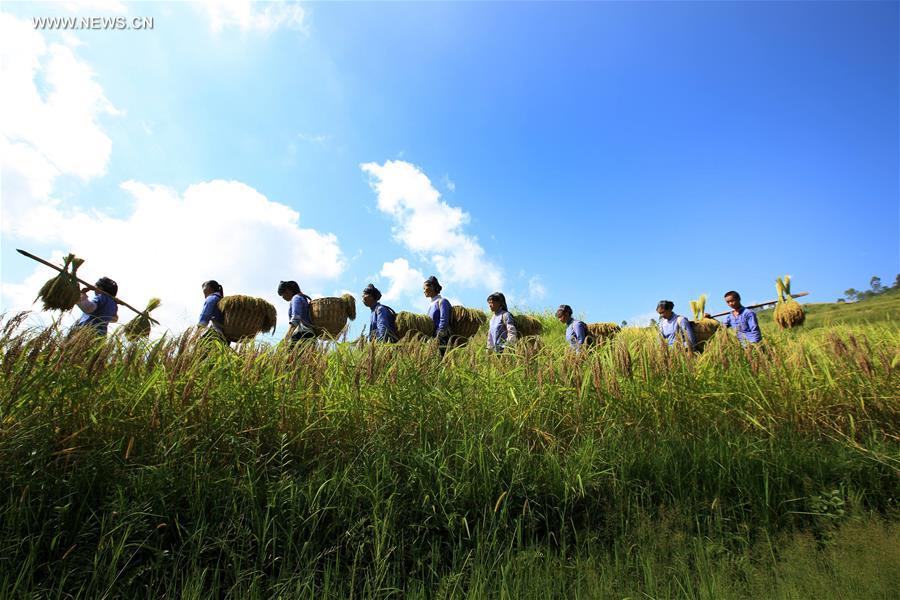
[1, 295, 898, 598]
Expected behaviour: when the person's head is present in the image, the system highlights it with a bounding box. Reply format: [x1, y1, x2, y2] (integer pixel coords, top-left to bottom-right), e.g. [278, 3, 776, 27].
[724, 290, 742, 310]
[656, 300, 675, 319]
[277, 280, 301, 302]
[202, 280, 223, 298]
[362, 283, 382, 309]
[423, 275, 442, 298]
[95, 277, 118, 297]
[556, 304, 573, 324]
[487, 292, 507, 313]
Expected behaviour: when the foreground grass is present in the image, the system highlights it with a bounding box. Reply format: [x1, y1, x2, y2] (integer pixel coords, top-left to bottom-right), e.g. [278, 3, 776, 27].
[0, 306, 897, 597]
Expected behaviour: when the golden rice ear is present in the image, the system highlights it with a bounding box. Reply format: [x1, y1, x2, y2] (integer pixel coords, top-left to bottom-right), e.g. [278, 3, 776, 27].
[512, 314, 543, 337]
[396, 312, 435, 339]
[341, 294, 357, 321]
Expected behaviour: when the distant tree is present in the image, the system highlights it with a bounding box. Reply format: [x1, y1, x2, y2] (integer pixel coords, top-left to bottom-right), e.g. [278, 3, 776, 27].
[837, 298, 845, 303]
[621, 320, 628, 327]
[894, 274, 900, 288]
[870, 276, 883, 294]
[649, 318, 657, 327]
[843, 288, 859, 302]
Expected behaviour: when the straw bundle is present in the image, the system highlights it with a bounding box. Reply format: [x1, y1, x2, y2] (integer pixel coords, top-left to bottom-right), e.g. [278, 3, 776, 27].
[586, 322, 621, 344]
[774, 275, 805, 329]
[310, 294, 357, 337]
[449, 306, 488, 339]
[513, 314, 543, 337]
[219, 295, 277, 342]
[690, 318, 721, 345]
[36, 253, 83, 311]
[396, 312, 435, 339]
[122, 298, 161, 341]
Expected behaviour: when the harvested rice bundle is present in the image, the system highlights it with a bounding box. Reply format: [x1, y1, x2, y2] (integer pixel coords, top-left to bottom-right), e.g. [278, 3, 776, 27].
[310, 294, 357, 338]
[688, 294, 721, 344]
[513, 314, 543, 337]
[396, 311, 435, 339]
[122, 298, 161, 340]
[586, 322, 621, 343]
[773, 275, 805, 329]
[219, 295, 277, 342]
[449, 306, 488, 339]
[36, 253, 84, 311]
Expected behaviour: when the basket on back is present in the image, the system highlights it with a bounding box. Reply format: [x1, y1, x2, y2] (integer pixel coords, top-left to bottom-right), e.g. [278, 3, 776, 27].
[396, 312, 435, 340]
[586, 322, 621, 344]
[449, 306, 487, 339]
[310, 294, 357, 338]
[219, 295, 277, 343]
[512, 314, 543, 337]
[688, 294, 721, 347]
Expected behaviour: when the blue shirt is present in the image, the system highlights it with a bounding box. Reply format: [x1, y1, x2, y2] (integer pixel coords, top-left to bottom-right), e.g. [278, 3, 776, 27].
[369, 303, 398, 342]
[487, 310, 518, 352]
[565, 318, 589, 349]
[288, 293, 313, 328]
[75, 293, 118, 335]
[427, 295, 452, 334]
[198, 292, 224, 327]
[724, 307, 762, 344]
[658, 314, 696, 348]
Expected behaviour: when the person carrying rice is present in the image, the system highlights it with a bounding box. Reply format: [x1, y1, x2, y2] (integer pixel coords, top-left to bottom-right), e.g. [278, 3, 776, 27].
[556, 304, 590, 351]
[486, 292, 517, 353]
[362, 284, 399, 343]
[656, 300, 695, 350]
[198, 280, 225, 339]
[278, 280, 315, 344]
[707, 290, 762, 346]
[424, 275, 452, 355]
[72, 277, 119, 336]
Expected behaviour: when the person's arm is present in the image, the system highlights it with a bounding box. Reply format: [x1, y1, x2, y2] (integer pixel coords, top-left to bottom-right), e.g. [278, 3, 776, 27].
[574, 321, 587, 347]
[504, 313, 518, 345]
[289, 296, 303, 327]
[77, 292, 98, 314]
[437, 299, 451, 333]
[680, 318, 696, 348]
[375, 307, 388, 342]
[198, 296, 216, 326]
[746, 311, 760, 334]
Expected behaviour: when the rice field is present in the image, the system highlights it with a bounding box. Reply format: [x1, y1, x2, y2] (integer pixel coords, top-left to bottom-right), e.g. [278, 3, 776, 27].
[0, 297, 897, 598]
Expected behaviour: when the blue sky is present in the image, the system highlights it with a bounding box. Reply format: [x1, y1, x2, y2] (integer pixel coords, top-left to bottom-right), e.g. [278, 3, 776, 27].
[1, 1, 897, 337]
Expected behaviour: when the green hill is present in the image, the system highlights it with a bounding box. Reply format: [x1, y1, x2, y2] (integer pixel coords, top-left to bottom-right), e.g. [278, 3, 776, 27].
[754, 287, 899, 330]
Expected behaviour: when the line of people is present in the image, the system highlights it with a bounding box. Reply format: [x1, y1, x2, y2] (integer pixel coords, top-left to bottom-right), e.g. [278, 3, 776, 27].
[70, 273, 762, 352]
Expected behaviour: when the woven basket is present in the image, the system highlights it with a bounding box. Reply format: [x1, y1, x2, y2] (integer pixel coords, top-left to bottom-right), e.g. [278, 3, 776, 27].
[219, 295, 277, 343]
[774, 301, 805, 329]
[396, 311, 435, 339]
[310, 294, 356, 338]
[586, 322, 621, 343]
[449, 306, 487, 339]
[690, 318, 722, 344]
[512, 314, 543, 337]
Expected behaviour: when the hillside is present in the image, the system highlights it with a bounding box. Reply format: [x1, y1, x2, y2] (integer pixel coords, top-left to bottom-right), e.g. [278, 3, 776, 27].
[754, 287, 899, 330]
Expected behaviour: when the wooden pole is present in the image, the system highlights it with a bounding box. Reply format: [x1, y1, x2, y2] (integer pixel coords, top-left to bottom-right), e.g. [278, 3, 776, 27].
[708, 292, 809, 318]
[17, 248, 160, 325]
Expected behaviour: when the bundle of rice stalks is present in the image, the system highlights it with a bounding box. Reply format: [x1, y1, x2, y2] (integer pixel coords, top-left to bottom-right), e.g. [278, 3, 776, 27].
[122, 298, 161, 341]
[36, 253, 84, 311]
[687, 294, 721, 346]
[396, 312, 435, 339]
[449, 306, 488, 339]
[310, 294, 357, 338]
[219, 295, 277, 342]
[586, 322, 621, 344]
[513, 314, 543, 337]
[774, 275, 805, 329]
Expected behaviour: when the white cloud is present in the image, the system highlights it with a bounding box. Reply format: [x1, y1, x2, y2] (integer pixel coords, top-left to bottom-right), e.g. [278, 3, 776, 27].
[3, 180, 346, 334]
[377, 257, 430, 310]
[360, 160, 503, 291]
[297, 132, 329, 145]
[527, 275, 546, 301]
[197, 0, 307, 34]
[623, 310, 658, 328]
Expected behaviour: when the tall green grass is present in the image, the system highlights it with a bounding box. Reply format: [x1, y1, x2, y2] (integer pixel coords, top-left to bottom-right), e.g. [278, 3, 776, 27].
[0, 309, 897, 597]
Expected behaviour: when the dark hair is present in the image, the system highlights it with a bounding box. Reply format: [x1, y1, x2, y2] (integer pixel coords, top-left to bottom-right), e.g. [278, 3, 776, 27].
[724, 290, 741, 302]
[657, 300, 674, 311]
[362, 283, 382, 301]
[202, 280, 224, 295]
[556, 304, 573, 317]
[95, 277, 118, 297]
[487, 292, 507, 311]
[424, 275, 442, 293]
[277, 280, 301, 295]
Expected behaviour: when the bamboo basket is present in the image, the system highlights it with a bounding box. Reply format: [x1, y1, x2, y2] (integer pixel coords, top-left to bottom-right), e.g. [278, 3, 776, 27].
[396, 312, 435, 339]
[310, 294, 357, 338]
[690, 317, 722, 345]
[449, 306, 487, 339]
[219, 295, 277, 343]
[586, 322, 621, 344]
